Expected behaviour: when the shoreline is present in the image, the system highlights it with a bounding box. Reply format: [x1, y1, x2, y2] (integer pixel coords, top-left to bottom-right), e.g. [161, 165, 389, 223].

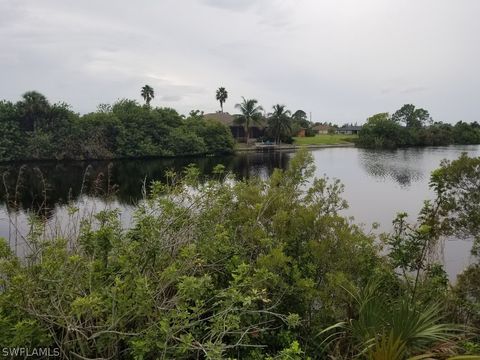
[234, 142, 356, 152]
[0, 144, 357, 165]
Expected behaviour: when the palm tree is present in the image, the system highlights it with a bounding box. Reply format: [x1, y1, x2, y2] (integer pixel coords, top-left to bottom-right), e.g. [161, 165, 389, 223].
[319, 281, 461, 359]
[216, 87, 228, 113]
[17, 91, 50, 131]
[141, 85, 154, 106]
[268, 104, 292, 144]
[234, 97, 263, 144]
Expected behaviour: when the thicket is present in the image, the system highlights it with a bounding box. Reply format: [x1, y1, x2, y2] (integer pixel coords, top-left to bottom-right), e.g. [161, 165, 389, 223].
[0, 150, 479, 359]
[357, 105, 480, 149]
[0, 91, 234, 162]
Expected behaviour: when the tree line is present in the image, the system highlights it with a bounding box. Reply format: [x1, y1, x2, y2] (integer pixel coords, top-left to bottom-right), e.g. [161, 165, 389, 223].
[0, 89, 235, 162]
[357, 104, 480, 148]
[3, 88, 480, 163]
[0, 86, 315, 163]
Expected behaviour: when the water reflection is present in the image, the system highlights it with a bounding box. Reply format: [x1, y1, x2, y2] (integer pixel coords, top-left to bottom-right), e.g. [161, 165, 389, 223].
[0, 151, 292, 215]
[359, 149, 424, 187]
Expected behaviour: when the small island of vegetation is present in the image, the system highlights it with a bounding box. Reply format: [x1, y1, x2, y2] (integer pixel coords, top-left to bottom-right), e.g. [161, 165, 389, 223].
[357, 104, 480, 149]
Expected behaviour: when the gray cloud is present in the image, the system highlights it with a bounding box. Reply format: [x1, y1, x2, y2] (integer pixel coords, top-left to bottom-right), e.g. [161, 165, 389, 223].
[200, 0, 259, 11]
[400, 87, 428, 94]
[160, 95, 183, 102]
[0, 0, 479, 123]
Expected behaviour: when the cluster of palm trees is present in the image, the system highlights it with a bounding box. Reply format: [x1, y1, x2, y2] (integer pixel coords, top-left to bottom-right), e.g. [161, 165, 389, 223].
[215, 87, 308, 144]
[234, 98, 308, 144]
[140, 84, 307, 144]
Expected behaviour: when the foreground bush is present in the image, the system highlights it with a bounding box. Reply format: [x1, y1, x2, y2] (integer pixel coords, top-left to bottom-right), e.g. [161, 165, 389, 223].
[0, 150, 478, 359]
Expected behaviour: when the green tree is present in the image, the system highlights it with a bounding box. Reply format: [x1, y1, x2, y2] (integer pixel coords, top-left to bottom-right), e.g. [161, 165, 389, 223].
[292, 109, 307, 123]
[357, 112, 407, 148]
[16, 91, 50, 132]
[140, 85, 154, 106]
[185, 115, 234, 154]
[392, 104, 431, 129]
[268, 104, 292, 144]
[234, 97, 264, 144]
[452, 121, 480, 144]
[291, 109, 314, 136]
[215, 87, 228, 113]
[0, 101, 24, 160]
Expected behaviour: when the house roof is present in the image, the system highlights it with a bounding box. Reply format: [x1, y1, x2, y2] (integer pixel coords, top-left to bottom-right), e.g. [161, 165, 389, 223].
[203, 112, 267, 128]
[312, 124, 331, 131]
[203, 112, 235, 126]
[339, 125, 362, 131]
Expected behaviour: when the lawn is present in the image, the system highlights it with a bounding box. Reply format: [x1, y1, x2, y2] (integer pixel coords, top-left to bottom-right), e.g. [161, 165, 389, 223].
[293, 134, 357, 145]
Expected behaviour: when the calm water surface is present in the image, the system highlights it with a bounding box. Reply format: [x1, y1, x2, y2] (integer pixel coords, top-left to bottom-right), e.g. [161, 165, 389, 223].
[1, 145, 479, 279]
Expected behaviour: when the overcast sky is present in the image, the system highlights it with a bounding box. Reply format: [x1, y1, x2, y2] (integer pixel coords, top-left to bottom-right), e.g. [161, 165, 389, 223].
[1, 0, 479, 124]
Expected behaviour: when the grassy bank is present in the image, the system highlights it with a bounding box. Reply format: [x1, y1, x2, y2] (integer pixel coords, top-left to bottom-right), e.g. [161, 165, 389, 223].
[293, 134, 357, 145]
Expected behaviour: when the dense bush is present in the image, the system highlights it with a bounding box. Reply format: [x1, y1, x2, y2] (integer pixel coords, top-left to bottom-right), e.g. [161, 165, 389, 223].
[0, 92, 234, 162]
[184, 116, 235, 154]
[357, 104, 480, 149]
[0, 150, 478, 358]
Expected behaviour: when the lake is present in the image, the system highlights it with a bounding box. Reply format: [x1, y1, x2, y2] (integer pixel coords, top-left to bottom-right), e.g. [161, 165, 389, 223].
[1, 144, 479, 279]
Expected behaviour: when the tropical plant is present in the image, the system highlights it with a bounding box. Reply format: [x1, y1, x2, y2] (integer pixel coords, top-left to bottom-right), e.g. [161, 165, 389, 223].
[234, 97, 264, 143]
[16, 91, 50, 131]
[268, 104, 292, 144]
[216, 86, 228, 113]
[320, 281, 462, 359]
[140, 84, 154, 106]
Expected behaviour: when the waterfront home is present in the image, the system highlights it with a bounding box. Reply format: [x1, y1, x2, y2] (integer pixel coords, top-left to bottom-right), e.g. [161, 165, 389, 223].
[204, 112, 266, 142]
[296, 128, 306, 137]
[337, 125, 362, 135]
[312, 124, 331, 134]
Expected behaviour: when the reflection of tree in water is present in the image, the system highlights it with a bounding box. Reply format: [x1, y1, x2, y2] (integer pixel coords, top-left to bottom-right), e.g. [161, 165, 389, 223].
[359, 149, 424, 187]
[0, 151, 291, 214]
[0, 162, 116, 217]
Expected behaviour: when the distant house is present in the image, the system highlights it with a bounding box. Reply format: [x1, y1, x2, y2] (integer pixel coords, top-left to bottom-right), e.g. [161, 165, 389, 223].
[296, 128, 306, 137]
[203, 112, 266, 142]
[337, 125, 362, 135]
[312, 124, 331, 135]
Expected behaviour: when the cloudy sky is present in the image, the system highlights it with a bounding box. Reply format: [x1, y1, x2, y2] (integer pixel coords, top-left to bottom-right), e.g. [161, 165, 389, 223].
[1, 0, 479, 124]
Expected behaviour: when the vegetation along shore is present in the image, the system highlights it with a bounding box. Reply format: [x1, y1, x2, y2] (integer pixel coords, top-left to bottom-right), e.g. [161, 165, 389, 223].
[2, 86, 480, 163]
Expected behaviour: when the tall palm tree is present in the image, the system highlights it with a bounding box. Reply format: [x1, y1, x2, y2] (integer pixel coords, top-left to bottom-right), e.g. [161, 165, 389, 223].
[17, 91, 50, 132]
[141, 85, 154, 106]
[234, 97, 263, 144]
[216, 87, 228, 113]
[268, 104, 292, 144]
